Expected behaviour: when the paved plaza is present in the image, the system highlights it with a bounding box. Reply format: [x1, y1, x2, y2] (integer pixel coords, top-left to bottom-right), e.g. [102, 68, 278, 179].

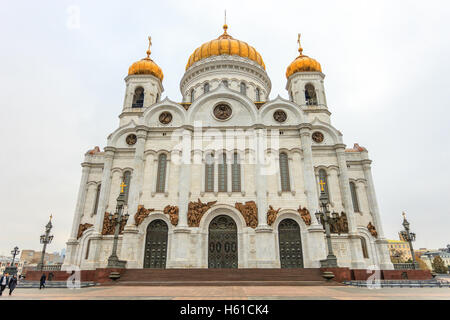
[2, 285, 450, 300]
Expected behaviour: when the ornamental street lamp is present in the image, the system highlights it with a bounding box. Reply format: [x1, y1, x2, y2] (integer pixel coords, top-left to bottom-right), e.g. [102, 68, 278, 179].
[4, 246, 20, 276]
[399, 212, 417, 269]
[315, 179, 339, 268]
[38, 215, 54, 271]
[107, 182, 130, 268]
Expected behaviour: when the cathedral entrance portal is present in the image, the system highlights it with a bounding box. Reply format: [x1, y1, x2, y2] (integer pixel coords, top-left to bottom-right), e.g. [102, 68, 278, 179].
[208, 215, 238, 268]
[278, 219, 304, 268]
[143, 219, 168, 268]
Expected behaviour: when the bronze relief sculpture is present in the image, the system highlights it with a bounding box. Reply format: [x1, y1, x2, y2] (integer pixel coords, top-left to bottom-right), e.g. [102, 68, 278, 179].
[367, 222, 378, 238]
[159, 111, 172, 124]
[298, 206, 312, 226]
[101, 212, 125, 235]
[188, 199, 217, 227]
[312, 131, 324, 143]
[77, 223, 93, 239]
[126, 134, 137, 145]
[213, 104, 232, 120]
[164, 205, 179, 226]
[134, 205, 155, 226]
[273, 110, 287, 123]
[267, 205, 281, 226]
[235, 201, 258, 229]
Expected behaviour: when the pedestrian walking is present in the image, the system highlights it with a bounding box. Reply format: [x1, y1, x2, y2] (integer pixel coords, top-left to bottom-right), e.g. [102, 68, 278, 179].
[8, 275, 17, 296]
[0, 273, 9, 296]
[39, 273, 46, 290]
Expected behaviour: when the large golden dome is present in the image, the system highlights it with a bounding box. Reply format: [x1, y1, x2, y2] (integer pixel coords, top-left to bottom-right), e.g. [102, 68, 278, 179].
[286, 34, 322, 78]
[128, 37, 164, 81]
[186, 25, 266, 71]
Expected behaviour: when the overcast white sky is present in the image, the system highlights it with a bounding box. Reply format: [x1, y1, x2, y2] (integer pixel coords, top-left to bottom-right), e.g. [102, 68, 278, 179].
[0, 0, 449, 256]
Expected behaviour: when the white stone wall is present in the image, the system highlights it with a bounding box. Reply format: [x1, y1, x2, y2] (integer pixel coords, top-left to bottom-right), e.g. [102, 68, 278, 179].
[63, 55, 393, 271]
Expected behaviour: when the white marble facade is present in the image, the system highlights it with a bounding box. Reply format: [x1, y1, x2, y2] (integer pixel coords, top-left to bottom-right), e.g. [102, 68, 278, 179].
[63, 31, 393, 271]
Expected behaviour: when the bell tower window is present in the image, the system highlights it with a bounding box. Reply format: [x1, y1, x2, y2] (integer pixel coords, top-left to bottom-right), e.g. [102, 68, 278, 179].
[190, 89, 195, 103]
[204, 83, 210, 93]
[256, 87, 261, 101]
[132, 87, 144, 108]
[240, 82, 246, 95]
[305, 84, 317, 105]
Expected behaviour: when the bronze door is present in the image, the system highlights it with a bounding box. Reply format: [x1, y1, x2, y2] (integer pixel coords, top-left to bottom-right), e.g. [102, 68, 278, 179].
[278, 219, 304, 268]
[208, 215, 238, 268]
[144, 220, 168, 269]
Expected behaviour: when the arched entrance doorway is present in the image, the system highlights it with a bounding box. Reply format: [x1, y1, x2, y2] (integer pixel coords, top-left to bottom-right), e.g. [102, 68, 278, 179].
[143, 219, 168, 268]
[278, 219, 304, 268]
[208, 215, 238, 268]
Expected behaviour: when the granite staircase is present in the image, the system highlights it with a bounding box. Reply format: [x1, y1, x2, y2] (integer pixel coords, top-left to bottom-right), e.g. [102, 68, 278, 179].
[109, 268, 342, 286]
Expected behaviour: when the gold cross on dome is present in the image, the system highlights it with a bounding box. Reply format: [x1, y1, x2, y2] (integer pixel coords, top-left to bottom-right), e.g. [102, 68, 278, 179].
[120, 181, 127, 193]
[319, 179, 326, 192]
[297, 33, 303, 55]
[49, 214, 53, 221]
[146, 36, 152, 58]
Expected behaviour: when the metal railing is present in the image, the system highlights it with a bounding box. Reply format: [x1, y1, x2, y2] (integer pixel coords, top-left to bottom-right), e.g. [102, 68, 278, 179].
[393, 263, 420, 270]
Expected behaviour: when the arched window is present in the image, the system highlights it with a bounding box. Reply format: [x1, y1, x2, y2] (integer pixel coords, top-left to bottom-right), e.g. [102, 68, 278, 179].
[156, 93, 160, 102]
[205, 153, 214, 192]
[361, 237, 369, 258]
[190, 89, 195, 103]
[156, 154, 167, 193]
[318, 169, 329, 197]
[132, 87, 144, 108]
[350, 182, 360, 212]
[256, 87, 261, 101]
[289, 91, 293, 102]
[222, 80, 228, 87]
[218, 153, 227, 192]
[305, 84, 317, 105]
[122, 171, 131, 204]
[204, 82, 209, 93]
[92, 183, 101, 215]
[240, 82, 246, 95]
[232, 152, 241, 192]
[279, 152, 291, 192]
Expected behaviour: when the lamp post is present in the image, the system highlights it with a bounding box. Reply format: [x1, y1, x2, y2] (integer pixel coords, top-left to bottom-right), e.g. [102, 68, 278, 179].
[38, 215, 54, 271]
[4, 246, 20, 276]
[399, 212, 417, 269]
[107, 182, 130, 268]
[315, 180, 339, 268]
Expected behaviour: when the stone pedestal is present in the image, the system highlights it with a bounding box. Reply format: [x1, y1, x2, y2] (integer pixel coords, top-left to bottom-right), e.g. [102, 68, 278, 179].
[305, 225, 327, 268]
[61, 239, 78, 270]
[375, 239, 394, 270]
[254, 227, 278, 268]
[167, 227, 192, 268]
[120, 227, 140, 268]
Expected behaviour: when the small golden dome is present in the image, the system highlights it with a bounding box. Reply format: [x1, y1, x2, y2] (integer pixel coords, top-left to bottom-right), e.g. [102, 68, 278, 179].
[186, 24, 266, 71]
[128, 36, 164, 81]
[286, 34, 322, 78]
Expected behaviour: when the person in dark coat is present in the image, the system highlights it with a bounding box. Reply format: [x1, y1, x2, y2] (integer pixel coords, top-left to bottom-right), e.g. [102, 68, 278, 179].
[39, 273, 46, 290]
[8, 275, 17, 296]
[0, 273, 9, 296]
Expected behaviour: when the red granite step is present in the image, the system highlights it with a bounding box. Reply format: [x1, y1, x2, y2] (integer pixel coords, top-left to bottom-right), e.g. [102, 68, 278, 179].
[110, 268, 340, 286]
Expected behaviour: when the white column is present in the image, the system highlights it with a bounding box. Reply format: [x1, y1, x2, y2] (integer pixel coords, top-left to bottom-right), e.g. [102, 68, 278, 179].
[362, 158, 393, 270]
[125, 128, 147, 228]
[177, 129, 192, 228]
[335, 144, 365, 268]
[227, 152, 232, 195]
[255, 127, 268, 228]
[93, 147, 116, 233]
[299, 124, 320, 225]
[299, 124, 327, 268]
[362, 160, 385, 238]
[69, 164, 91, 240]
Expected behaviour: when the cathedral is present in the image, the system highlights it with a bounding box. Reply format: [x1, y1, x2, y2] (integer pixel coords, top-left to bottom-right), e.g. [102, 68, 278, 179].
[62, 24, 393, 271]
